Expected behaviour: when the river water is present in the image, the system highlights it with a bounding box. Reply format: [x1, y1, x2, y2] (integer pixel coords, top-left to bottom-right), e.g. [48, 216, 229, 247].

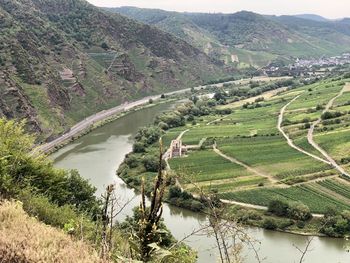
[51, 103, 349, 263]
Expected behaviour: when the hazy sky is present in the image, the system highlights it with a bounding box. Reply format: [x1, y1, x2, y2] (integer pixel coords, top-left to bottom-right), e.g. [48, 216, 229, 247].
[86, 0, 349, 19]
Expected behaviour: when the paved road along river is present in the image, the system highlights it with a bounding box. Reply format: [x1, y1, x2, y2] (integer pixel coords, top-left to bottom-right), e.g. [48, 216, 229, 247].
[51, 102, 349, 263]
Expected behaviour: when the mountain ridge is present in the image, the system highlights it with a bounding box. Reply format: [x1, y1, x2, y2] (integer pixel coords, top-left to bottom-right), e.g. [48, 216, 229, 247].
[111, 7, 350, 68]
[0, 0, 227, 140]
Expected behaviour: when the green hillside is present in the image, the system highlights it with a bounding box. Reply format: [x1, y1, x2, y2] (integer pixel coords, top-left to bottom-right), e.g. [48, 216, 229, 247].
[0, 0, 227, 140]
[112, 7, 350, 68]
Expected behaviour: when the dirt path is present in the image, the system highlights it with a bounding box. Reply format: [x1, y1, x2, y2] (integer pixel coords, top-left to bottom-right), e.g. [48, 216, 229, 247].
[277, 94, 330, 164]
[207, 118, 226, 126]
[307, 84, 350, 177]
[220, 199, 323, 218]
[212, 143, 281, 185]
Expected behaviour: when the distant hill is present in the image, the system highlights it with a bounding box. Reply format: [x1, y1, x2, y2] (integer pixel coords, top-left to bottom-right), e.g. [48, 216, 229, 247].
[0, 0, 227, 139]
[294, 14, 330, 22]
[111, 7, 350, 68]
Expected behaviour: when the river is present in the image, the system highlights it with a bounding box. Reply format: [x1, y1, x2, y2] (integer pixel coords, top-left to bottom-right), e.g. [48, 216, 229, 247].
[51, 102, 349, 263]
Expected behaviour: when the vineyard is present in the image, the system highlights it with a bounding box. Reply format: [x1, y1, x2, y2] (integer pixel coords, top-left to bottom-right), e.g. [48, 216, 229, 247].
[218, 184, 350, 213]
[164, 76, 350, 214]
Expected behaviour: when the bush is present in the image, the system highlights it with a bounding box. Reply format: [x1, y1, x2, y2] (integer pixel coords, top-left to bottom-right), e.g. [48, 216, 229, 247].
[287, 202, 312, 221]
[296, 221, 306, 229]
[321, 111, 342, 120]
[19, 190, 78, 228]
[142, 155, 159, 172]
[236, 210, 262, 223]
[133, 142, 146, 153]
[101, 42, 109, 50]
[168, 186, 182, 199]
[262, 218, 278, 230]
[125, 154, 139, 168]
[158, 121, 169, 131]
[268, 200, 289, 217]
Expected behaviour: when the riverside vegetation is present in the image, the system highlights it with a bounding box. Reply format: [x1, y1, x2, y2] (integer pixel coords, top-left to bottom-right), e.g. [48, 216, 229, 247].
[0, 118, 196, 262]
[118, 74, 350, 238]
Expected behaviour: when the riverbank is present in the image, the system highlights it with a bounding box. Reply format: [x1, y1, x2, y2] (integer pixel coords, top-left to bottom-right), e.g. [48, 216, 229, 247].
[51, 99, 350, 263]
[37, 76, 291, 155]
[37, 98, 175, 155]
[46, 75, 342, 237]
[116, 76, 350, 239]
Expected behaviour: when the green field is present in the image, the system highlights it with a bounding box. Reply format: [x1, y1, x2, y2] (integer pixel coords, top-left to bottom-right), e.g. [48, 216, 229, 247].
[218, 185, 350, 213]
[218, 136, 331, 179]
[169, 149, 253, 183]
[164, 77, 350, 214]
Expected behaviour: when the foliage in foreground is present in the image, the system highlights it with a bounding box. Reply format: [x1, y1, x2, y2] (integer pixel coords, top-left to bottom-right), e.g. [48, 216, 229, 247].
[0, 118, 196, 262]
[0, 201, 100, 263]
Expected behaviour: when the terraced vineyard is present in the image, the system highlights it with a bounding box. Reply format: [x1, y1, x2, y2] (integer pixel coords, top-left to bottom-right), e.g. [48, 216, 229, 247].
[166, 77, 350, 213]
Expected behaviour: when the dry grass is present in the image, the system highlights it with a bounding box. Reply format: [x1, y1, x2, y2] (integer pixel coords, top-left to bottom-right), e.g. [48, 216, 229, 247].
[0, 201, 101, 263]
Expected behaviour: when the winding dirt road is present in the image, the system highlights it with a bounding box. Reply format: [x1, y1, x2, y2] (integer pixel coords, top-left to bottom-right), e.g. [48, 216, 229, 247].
[277, 94, 330, 164]
[307, 85, 350, 177]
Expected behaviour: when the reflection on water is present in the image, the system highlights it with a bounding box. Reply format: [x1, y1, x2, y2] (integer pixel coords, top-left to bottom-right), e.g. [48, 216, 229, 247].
[51, 102, 349, 263]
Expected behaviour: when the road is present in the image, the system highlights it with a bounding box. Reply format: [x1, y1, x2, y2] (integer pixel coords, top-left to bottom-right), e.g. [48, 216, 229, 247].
[307, 85, 350, 177]
[277, 94, 330, 164]
[220, 199, 323, 218]
[37, 76, 290, 154]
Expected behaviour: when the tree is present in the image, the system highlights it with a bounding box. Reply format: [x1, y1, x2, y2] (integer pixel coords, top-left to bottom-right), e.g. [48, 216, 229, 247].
[268, 200, 289, 217]
[142, 155, 160, 172]
[101, 42, 109, 50]
[287, 202, 312, 221]
[138, 140, 168, 260]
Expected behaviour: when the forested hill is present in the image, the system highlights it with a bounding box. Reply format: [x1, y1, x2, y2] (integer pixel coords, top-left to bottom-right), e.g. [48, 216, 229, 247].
[0, 0, 227, 140]
[111, 7, 350, 68]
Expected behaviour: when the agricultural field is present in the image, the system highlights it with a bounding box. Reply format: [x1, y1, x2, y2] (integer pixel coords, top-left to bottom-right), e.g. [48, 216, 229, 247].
[218, 184, 350, 213]
[217, 135, 332, 179]
[165, 76, 350, 214]
[169, 149, 254, 183]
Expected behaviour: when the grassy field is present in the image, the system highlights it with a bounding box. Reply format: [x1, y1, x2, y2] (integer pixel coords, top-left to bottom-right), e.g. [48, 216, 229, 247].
[165, 76, 350, 214]
[218, 184, 350, 213]
[218, 136, 331, 179]
[169, 149, 253, 183]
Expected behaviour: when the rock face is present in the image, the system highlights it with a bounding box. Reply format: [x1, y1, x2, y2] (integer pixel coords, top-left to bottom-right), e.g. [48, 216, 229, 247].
[0, 74, 41, 133]
[0, 0, 227, 140]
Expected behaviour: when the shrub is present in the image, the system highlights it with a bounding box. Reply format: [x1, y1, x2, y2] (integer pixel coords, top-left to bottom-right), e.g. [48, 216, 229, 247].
[125, 154, 139, 168]
[101, 42, 109, 50]
[142, 155, 159, 172]
[296, 221, 306, 229]
[262, 218, 278, 230]
[268, 200, 289, 217]
[236, 210, 262, 223]
[133, 142, 146, 153]
[287, 202, 312, 221]
[168, 186, 182, 199]
[158, 121, 169, 131]
[19, 190, 78, 228]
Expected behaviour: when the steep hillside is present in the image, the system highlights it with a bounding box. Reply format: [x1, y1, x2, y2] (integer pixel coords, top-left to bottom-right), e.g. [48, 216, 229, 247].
[0, 0, 226, 140]
[0, 201, 100, 263]
[112, 7, 350, 68]
[270, 15, 350, 46]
